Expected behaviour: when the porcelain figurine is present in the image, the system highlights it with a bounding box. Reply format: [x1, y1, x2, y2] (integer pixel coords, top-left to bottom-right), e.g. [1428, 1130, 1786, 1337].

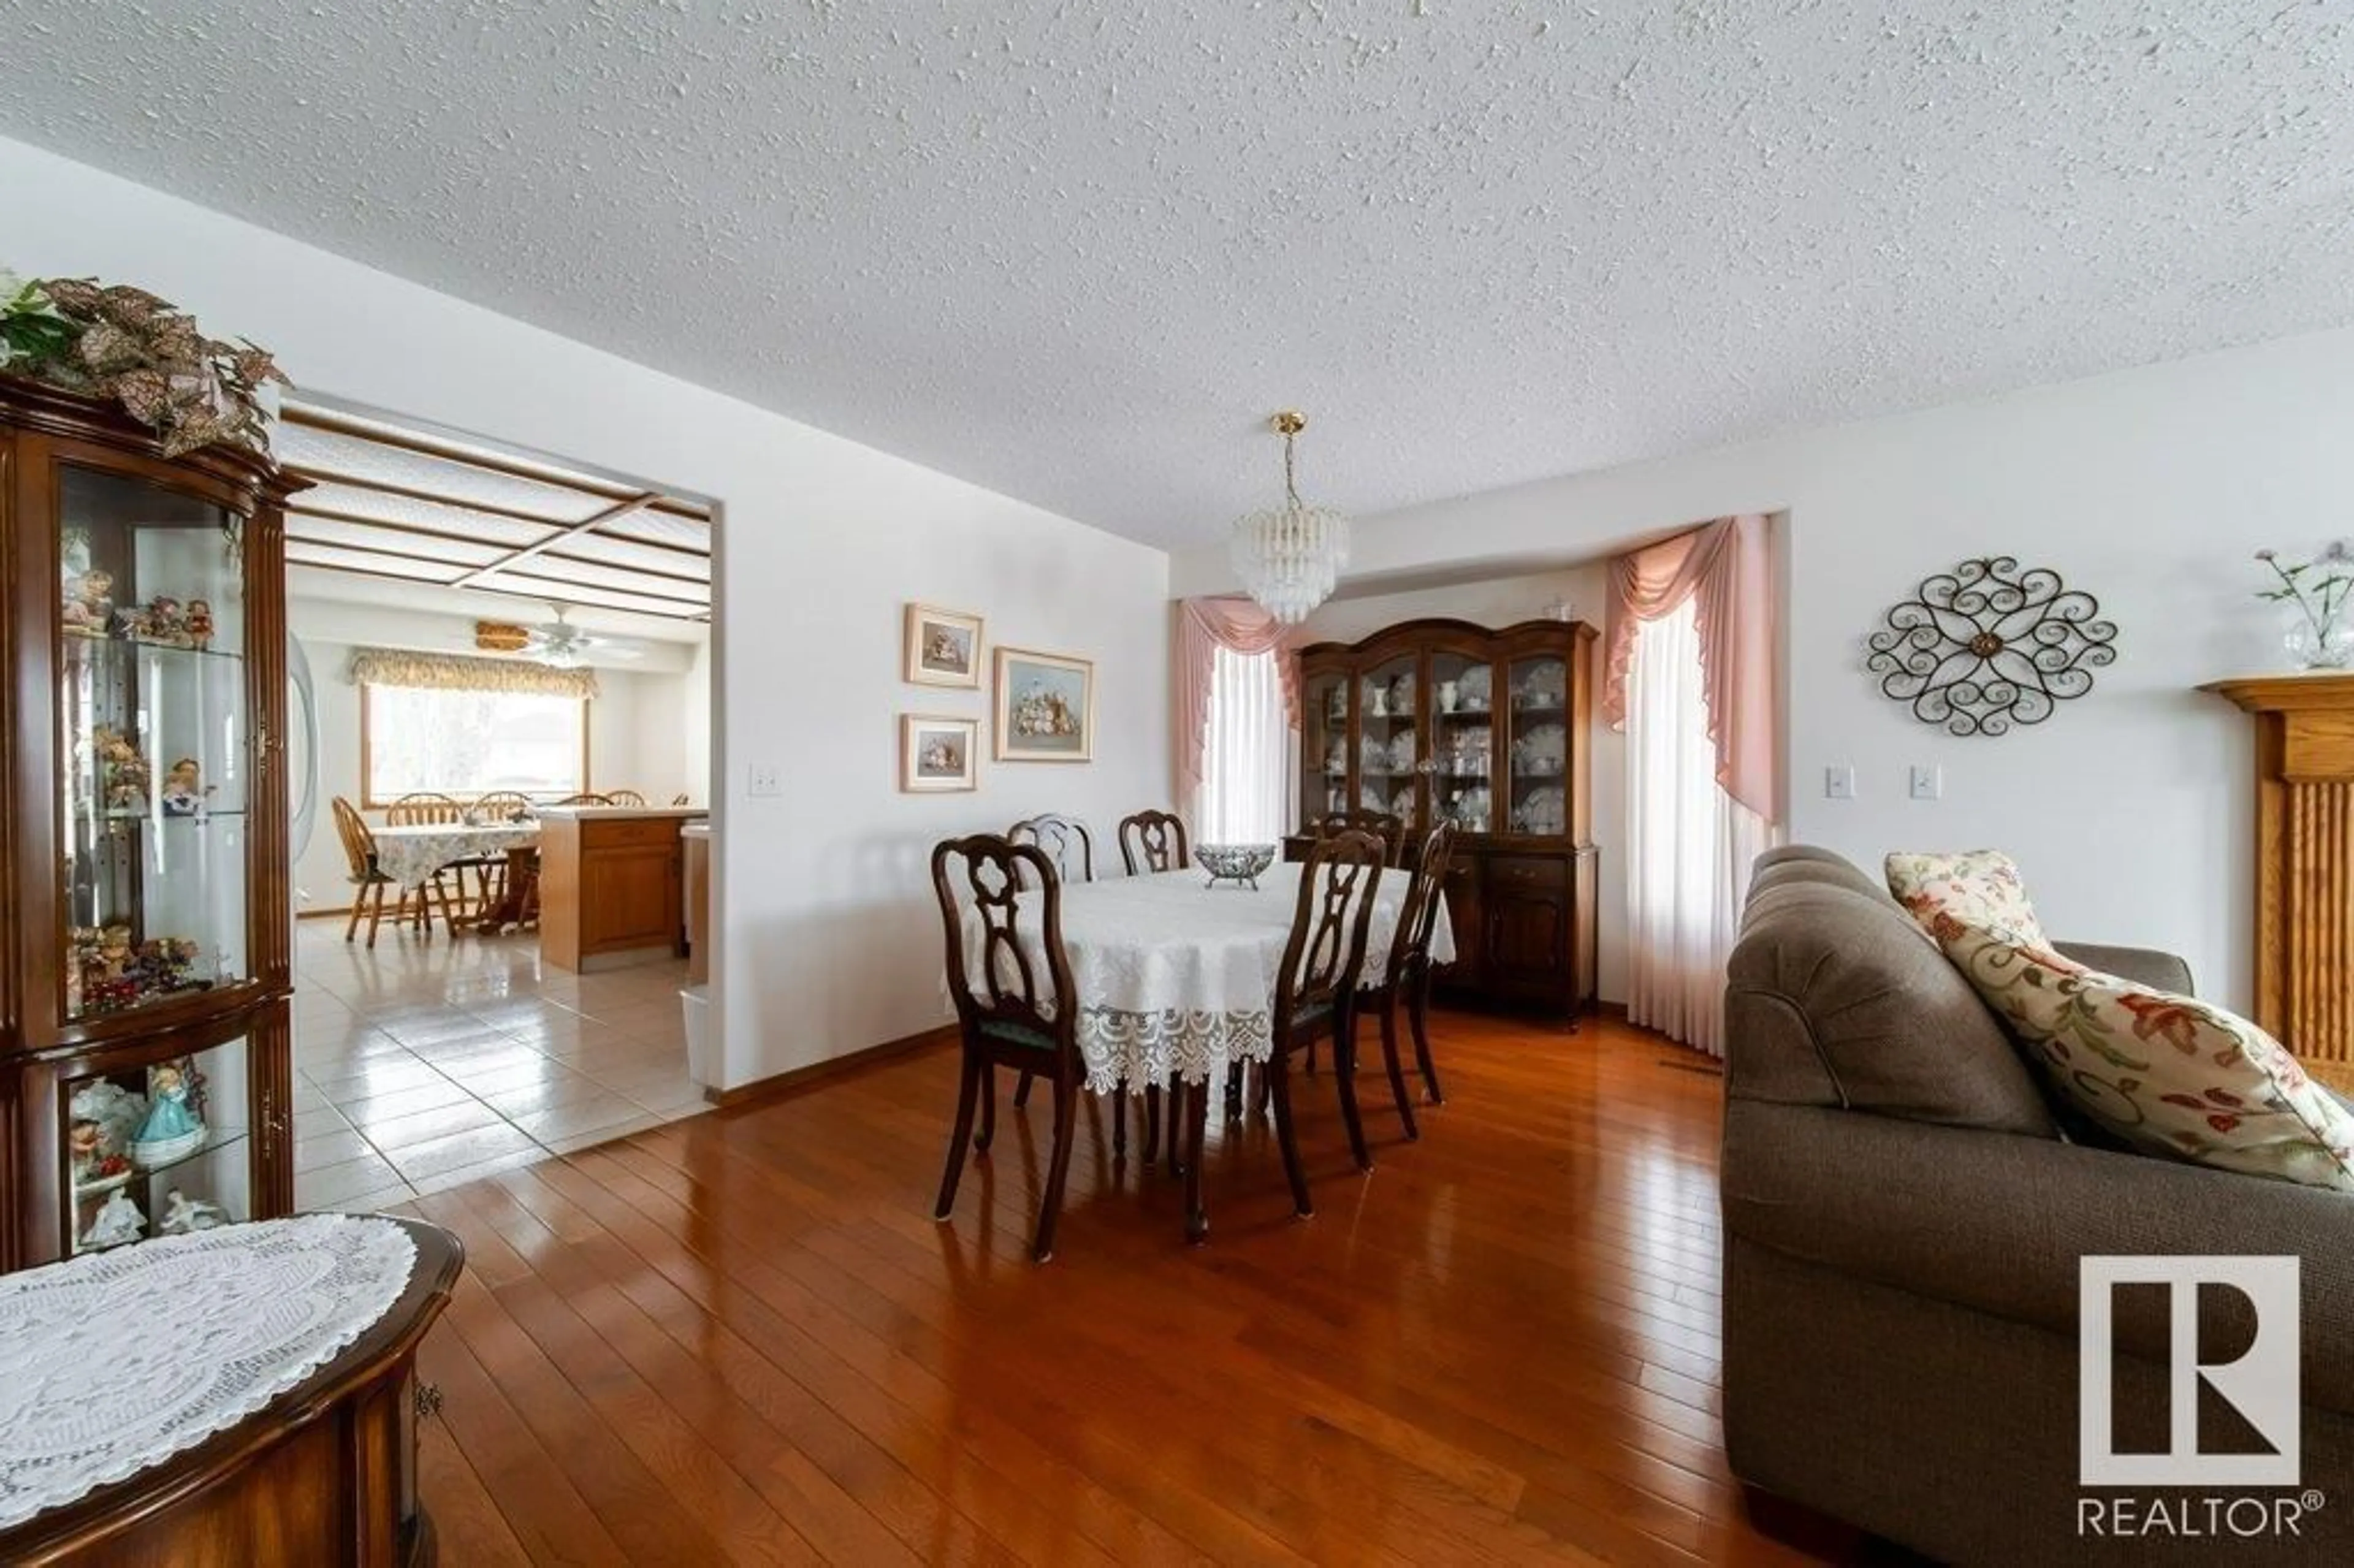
[158, 1189, 226, 1235]
[94, 726, 151, 811]
[184, 599, 215, 650]
[161, 756, 204, 816]
[80, 1190, 146, 1250]
[130, 1061, 207, 1165]
[62, 567, 115, 637]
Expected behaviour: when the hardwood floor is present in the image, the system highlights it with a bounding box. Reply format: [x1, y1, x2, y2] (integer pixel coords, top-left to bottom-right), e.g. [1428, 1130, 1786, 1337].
[390, 1009, 1859, 1565]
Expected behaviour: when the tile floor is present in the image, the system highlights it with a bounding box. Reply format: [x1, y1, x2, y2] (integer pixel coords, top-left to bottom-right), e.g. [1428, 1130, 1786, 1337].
[290, 919, 703, 1212]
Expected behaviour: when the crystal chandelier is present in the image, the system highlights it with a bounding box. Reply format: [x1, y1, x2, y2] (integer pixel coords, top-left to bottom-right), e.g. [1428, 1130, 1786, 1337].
[1230, 411, 1349, 625]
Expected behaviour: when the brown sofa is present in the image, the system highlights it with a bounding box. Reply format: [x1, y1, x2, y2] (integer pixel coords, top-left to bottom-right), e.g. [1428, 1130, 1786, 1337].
[1721, 845, 2354, 1565]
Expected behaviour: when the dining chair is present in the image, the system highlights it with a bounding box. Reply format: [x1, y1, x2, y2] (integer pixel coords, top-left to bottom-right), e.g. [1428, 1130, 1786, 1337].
[473, 790, 533, 823]
[330, 797, 408, 950]
[1117, 809, 1190, 875]
[1306, 809, 1406, 868]
[930, 834, 1084, 1263]
[1008, 813, 1094, 885]
[468, 791, 535, 921]
[380, 792, 470, 934]
[1005, 813, 1094, 1114]
[1250, 830, 1387, 1226]
[555, 792, 615, 806]
[604, 787, 650, 807]
[1359, 821, 1456, 1139]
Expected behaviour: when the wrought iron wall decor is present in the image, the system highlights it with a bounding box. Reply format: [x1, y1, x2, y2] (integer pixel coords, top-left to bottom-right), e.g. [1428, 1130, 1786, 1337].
[1866, 556, 2117, 736]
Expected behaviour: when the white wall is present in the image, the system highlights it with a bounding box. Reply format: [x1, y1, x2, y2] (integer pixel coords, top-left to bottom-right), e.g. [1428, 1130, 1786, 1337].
[1182, 327, 2354, 1014]
[1297, 567, 1629, 1004]
[286, 601, 710, 911]
[6, 135, 1170, 1087]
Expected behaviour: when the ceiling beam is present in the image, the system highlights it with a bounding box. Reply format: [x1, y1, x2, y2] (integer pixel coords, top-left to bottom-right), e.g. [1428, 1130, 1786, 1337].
[285, 557, 710, 621]
[453, 493, 660, 590]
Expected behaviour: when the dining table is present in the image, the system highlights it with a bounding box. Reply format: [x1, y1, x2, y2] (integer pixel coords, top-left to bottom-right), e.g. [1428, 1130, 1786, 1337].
[370, 820, 541, 931]
[959, 859, 1453, 1239]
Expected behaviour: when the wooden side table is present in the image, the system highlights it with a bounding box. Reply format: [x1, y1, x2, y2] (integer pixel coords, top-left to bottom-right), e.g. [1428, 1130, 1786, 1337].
[0, 1217, 463, 1566]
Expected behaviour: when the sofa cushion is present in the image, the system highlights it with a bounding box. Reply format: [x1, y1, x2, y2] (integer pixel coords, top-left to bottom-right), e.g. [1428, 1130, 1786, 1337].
[1726, 875, 2057, 1137]
[1925, 915, 2354, 1192]
[1884, 848, 2049, 946]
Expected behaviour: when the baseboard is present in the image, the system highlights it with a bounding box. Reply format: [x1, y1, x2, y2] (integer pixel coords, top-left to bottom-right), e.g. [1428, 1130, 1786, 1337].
[704, 1023, 955, 1109]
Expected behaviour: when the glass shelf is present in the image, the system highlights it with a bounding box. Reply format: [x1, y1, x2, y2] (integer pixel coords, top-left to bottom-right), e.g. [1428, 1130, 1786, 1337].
[64, 1037, 254, 1256]
[58, 462, 253, 1024]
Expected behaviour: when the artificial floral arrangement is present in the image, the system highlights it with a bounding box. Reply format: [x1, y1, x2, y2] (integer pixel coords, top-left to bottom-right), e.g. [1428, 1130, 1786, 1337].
[0, 268, 286, 458]
[2255, 541, 2354, 669]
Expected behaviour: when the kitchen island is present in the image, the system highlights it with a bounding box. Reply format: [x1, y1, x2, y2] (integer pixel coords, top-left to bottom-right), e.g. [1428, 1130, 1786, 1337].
[535, 804, 709, 972]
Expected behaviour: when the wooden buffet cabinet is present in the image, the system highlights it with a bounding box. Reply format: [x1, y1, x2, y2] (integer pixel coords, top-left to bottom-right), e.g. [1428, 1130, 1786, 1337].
[0, 381, 305, 1275]
[1291, 617, 1599, 1019]
[536, 804, 706, 972]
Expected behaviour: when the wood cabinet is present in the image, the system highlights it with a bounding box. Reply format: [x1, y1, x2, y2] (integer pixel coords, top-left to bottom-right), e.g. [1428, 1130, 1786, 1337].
[536, 807, 704, 972]
[1290, 617, 1599, 1019]
[0, 1217, 462, 1566]
[0, 381, 305, 1274]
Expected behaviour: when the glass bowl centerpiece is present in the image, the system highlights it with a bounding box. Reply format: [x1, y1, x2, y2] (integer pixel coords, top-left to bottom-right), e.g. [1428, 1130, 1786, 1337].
[1197, 843, 1277, 891]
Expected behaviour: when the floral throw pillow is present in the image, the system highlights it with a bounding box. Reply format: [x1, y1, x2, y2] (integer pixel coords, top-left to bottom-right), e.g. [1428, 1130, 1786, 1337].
[1925, 914, 2354, 1192]
[1885, 849, 2051, 947]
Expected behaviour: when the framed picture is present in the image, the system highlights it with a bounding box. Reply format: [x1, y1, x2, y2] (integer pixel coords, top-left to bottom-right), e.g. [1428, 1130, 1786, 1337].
[900, 714, 978, 793]
[993, 647, 1094, 763]
[904, 603, 983, 688]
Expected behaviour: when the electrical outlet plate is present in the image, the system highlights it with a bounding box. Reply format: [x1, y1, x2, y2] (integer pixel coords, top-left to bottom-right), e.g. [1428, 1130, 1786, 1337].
[1909, 764, 1941, 801]
[747, 763, 782, 797]
[1824, 764, 1856, 800]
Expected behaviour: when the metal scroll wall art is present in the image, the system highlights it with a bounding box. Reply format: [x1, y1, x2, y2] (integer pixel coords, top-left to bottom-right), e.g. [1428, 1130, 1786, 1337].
[1865, 556, 2117, 736]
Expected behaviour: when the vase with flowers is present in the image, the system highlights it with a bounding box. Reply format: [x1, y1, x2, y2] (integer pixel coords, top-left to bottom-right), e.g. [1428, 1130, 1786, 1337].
[2255, 542, 2354, 671]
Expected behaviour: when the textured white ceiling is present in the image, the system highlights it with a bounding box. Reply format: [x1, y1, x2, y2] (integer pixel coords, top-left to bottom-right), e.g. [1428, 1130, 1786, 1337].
[4, 2, 2350, 548]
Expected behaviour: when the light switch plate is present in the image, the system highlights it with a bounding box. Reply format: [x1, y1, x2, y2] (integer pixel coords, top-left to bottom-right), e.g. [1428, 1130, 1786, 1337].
[1824, 764, 1856, 800]
[1909, 763, 1942, 801]
[747, 763, 782, 797]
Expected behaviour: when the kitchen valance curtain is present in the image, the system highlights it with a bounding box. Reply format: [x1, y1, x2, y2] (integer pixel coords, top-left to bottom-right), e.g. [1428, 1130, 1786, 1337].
[346, 647, 600, 701]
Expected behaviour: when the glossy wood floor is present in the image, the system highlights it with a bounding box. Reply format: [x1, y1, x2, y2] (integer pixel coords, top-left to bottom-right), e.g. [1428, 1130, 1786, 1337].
[391, 1009, 1859, 1566]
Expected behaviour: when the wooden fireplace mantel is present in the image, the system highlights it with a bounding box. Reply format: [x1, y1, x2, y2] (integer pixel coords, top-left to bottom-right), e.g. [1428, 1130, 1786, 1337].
[2203, 673, 2354, 1089]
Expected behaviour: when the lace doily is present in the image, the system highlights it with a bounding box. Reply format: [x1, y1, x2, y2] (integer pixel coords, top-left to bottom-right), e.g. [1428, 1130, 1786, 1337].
[0, 1214, 419, 1529]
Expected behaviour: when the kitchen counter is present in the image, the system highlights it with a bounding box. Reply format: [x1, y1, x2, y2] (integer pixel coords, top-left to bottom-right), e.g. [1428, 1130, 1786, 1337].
[536, 807, 708, 972]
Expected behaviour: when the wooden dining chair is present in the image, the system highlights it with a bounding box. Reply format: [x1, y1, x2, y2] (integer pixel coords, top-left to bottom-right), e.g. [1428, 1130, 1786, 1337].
[1306, 809, 1406, 868]
[1117, 809, 1190, 875]
[1250, 830, 1387, 1227]
[1360, 821, 1456, 1140]
[930, 834, 1084, 1263]
[467, 791, 535, 916]
[331, 797, 408, 950]
[1008, 813, 1094, 886]
[381, 792, 472, 932]
[555, 792, 614, 806]
[603, 788, 650, 807]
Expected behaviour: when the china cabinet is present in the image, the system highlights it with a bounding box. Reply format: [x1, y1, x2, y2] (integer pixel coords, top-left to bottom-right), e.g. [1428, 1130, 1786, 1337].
[0, 379, 305, 1273]
[1290, 617, 1598, 1018]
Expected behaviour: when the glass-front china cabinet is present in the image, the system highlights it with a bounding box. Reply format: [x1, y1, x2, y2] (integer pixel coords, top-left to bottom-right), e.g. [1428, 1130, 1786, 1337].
[0, 380, 303, 1271]
[1295, 617, 1598, 1019]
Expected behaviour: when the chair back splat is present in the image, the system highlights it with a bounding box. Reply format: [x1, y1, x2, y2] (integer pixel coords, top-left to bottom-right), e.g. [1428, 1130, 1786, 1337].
[1009, 813, 1095, 886]
[1118, 809, 1190, 875]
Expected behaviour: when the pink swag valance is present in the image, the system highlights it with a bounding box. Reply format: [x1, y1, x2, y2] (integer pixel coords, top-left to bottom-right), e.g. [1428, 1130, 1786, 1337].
[1602, 514, 1777, 821]
[1173, 595, 1303, 792]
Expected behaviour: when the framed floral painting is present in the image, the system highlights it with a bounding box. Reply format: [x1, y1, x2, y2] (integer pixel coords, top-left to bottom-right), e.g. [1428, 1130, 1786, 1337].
[993, 647, 1093, 763]
[904, 603, 983, 688]
[900, 714, 978, 793]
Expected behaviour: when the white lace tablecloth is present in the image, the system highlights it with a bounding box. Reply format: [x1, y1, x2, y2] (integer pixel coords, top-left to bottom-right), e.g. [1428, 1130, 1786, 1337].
[372, 822, 538, 891]
[0, 1215, 419, 1529]
[960, 864, 1452, 1093]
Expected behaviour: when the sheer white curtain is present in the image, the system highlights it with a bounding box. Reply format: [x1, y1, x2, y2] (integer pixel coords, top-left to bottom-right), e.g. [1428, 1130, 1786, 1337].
[1625, 597, 1774, 1056]
[1198, 645, 1290, 844]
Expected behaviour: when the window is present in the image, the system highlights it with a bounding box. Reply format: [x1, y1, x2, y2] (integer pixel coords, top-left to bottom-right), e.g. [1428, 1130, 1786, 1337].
[362, 685, 588, 804]
[1198, 645, 1290, 843]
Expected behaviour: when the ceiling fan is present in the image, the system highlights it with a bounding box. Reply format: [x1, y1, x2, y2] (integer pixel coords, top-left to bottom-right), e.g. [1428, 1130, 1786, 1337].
[478, 605, 644, 668]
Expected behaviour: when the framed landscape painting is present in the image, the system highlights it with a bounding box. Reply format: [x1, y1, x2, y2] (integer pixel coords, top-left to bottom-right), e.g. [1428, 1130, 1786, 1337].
[900, 714, 979, 792]
[904, 603, 983, 688]
[994, 647, 1094, 763]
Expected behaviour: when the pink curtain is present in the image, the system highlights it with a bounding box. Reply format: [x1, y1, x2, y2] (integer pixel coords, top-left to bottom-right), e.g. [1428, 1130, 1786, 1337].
[1173, 596, 1302, 793]
[1602, 514, 1777, 821]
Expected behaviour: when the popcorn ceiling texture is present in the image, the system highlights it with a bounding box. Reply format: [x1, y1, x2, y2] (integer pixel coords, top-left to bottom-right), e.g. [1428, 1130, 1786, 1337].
[1, 1, 2348, 547]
